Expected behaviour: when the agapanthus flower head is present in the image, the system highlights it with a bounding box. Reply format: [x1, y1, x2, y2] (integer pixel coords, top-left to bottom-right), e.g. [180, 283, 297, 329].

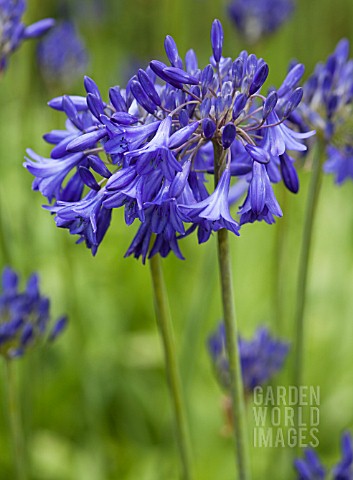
[37, 20, 88, 88]
[208, 323, 290, 393]
[0, 267, 67, 359]
[294, 432, 353, 479]
[25, 19, 313, 261]
[0, 0, 54, 72]
[228, 0, 295, 44]
[300, 39, 353, 184]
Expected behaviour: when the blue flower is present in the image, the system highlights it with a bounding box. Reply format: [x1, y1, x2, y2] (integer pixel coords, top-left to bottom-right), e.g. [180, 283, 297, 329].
[125, 116, 182, 181]
[24, 149, 85, 202]
[124, 203, 186, 263]
[26, 19, 311, 260]
[294, 432, 353, 480]
[104, 120, 160, 160]
[24, 92, 107, 202]
[300, 39, 353, 185]
[49, 189, 111, 256]
[238, 162, 283, 224]
[208, 324, 290, 392]
[37, 21, 88, 88]
[0, 0, 54, 72]
[228, 0, 294, 44]
[323, 146, 353, 184]
[261, 111, 313, 156]
[332, 433, 353, 479]
[180, 167, 240, 235]
[0, 267, 67, 359]
[294, 450, 326, 480]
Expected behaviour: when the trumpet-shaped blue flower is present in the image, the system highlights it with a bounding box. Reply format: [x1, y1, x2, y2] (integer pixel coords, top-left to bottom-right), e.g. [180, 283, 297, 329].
[126, 116, 182, 180]
[239, 162, 282, 224]
[49, 189, 111, 256]
[208, 324, 289, 392]
[262, 111, 313, 157]
[0, 267, 67, 359]
[294, 432, 353, 479]
[25, 19, 311, 260]
[180, 167, 240, 235]
[0, 0, 54, 71]
[104, 120, 160, 160]
[25, 149, 85, 202]
[125, 202, 186, 263]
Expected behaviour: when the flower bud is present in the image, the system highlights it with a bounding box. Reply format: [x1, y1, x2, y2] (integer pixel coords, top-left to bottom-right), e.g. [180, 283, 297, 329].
[249, 63, 269, 95]
[245, 144, 270, 164]
[164, 35, 183, 69]
[130, 79, 157, 114]
[222, 123, 236, 149]
[233, 93, 248, 119]
[78, 166, 100, 191]
[211, 19, 223, 63]
[202, 118, 216, 139]
[138, 69, 161, 106]
[263, 91, 278, 120]
[163, 66, 200, 85]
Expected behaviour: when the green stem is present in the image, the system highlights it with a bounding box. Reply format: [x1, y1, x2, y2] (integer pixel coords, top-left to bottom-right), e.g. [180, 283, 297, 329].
[294, 142, 325, 387]
[149, 255, 193, 480]
[217, 230, 251, 479]
[5, 360, 26, 480]
[214, 144, 251, 480]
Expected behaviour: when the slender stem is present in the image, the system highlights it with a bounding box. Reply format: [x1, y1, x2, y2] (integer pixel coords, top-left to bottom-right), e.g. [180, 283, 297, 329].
[149, 255, 193, 480]
[5, 360, 26, 480]
[214, 143, 251, 480]
[217, 230, 251, 479]
[293, 141, 325, 387]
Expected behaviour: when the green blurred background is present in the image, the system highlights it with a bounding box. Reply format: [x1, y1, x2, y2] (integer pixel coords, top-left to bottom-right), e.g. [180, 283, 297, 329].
[0, 0, 353, 478]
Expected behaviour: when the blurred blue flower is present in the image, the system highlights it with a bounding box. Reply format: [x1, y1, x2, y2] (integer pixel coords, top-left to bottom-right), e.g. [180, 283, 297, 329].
[25, 19, 313, 260]
[37, 21, 88, 88]
[208, 324, 290, 392]
[300, 39, 353, 184]
[0, 0, 54, 72]
[228, 0, 295, 44]
[294, 432, 353, 479]
[0, 267, 67, 359]
[324, 145, 353, 184]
